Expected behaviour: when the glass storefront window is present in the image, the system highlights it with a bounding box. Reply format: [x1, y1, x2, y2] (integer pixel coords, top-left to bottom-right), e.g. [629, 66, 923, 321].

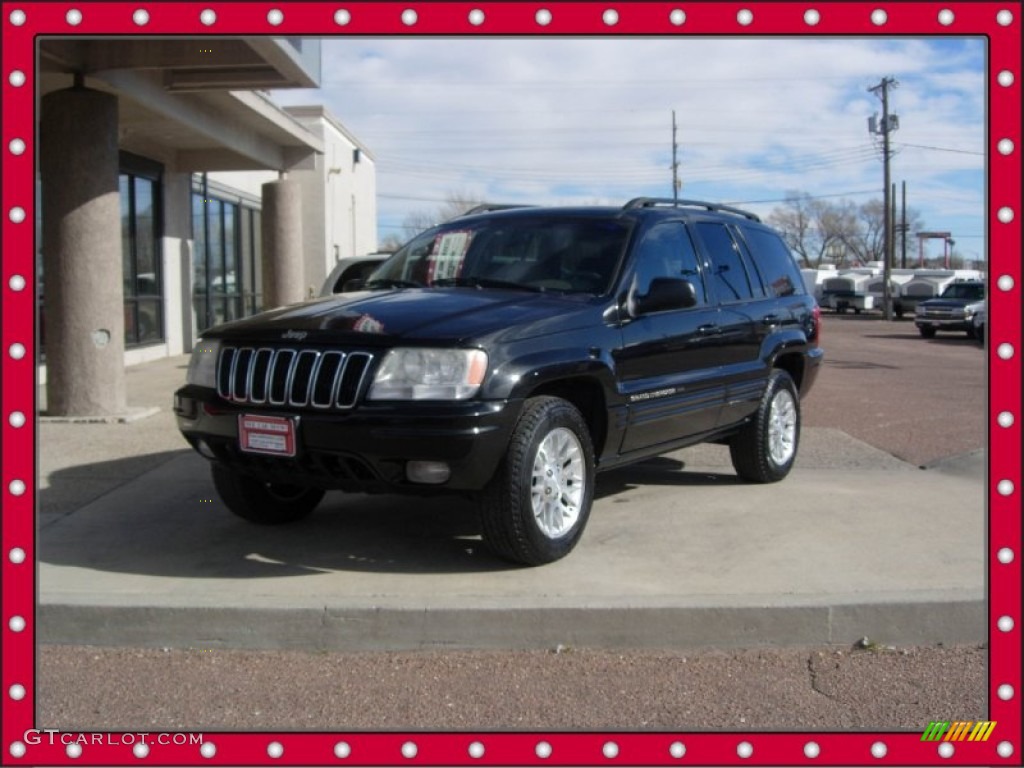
[120, 159, 164, 347]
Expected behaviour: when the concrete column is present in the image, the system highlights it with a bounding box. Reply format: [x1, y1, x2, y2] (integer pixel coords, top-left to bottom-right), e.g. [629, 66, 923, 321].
[261, 177, 304, 308]
[40, 86, 127, 417]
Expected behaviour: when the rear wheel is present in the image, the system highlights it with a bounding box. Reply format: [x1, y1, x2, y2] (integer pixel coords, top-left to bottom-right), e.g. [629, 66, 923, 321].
[211, 463, 324, 525]
[478, 396, 595, 566]
[729, 369, 800, 483]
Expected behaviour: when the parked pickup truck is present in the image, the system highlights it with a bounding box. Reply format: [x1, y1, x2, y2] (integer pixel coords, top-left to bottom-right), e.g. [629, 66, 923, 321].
[914, 281, 985, 339]
[175, 198, 824, 565]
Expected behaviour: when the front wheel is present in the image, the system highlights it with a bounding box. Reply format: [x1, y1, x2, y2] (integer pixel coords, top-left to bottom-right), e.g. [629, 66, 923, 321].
[919, 326, 937, 339]
[211, 463, 325, 525]
[478, 396, 595, 566]
[729, 370, 801, 483]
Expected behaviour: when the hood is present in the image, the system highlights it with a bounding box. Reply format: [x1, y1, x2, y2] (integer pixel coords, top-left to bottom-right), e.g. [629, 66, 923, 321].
[203, 288, 597, 345]
[918, 297, 983, 310]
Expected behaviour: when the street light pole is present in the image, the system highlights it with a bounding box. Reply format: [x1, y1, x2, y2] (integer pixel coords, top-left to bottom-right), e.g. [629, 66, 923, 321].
[869, 77, 898, 321]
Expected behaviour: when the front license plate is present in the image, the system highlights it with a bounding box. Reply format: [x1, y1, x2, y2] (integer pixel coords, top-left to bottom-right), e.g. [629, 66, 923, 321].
[238, 414, 297, 457]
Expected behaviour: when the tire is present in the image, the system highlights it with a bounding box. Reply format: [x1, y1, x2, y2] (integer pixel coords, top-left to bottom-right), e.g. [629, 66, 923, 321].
[729, 369, 800, 484]
[211, 462, 325, 525]
[919, 326, 937, 339]
[478, 396, 595, 566]
[976, 323, 985, 344]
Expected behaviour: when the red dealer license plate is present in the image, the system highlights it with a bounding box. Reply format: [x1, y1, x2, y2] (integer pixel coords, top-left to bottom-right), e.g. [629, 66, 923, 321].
[238, 414, 297, 457]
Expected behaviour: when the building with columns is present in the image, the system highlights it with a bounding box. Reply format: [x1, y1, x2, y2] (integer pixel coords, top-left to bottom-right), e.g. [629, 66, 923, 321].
[36, 38, 377, 418]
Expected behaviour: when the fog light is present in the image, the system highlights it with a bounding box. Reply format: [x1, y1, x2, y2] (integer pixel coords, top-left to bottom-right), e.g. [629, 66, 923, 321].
[406, 460, 451, 484]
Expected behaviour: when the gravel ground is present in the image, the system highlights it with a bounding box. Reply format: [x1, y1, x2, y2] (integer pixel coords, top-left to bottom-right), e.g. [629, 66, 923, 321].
[39, 643, 986, 732]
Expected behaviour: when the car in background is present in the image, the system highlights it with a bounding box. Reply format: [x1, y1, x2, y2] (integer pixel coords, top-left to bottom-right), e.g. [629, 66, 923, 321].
[914, 281, 985, 339]
[319, 254, 391, 296]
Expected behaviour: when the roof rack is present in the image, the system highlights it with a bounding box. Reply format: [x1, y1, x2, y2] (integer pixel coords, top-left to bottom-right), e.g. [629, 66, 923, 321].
[455, 204, 536, 218]
[623, 197, 761, 222]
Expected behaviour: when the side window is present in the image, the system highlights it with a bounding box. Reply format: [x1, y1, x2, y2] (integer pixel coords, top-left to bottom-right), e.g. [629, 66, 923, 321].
[695, 222, 757, 303]
[739, 227, 806, 298]
[632, 222, 707, 306]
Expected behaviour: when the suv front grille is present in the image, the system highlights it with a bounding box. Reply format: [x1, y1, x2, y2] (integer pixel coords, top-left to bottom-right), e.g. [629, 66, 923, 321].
[216, 346, 374, 410]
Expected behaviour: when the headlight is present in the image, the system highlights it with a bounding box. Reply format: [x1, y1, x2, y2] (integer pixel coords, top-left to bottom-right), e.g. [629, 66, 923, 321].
[368, 348, 488, 400]
[186, 339, 221, 387]
[962, 307, 975, 319]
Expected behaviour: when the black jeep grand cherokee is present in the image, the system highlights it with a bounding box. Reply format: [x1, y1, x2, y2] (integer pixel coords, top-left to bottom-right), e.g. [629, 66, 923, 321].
[175, 198, 823, 565]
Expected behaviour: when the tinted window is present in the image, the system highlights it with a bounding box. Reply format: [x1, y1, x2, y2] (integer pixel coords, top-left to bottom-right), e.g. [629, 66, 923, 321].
[696, 222, 755, 303]
[740, 227, 806, 298]
[631, 222, 707, 306]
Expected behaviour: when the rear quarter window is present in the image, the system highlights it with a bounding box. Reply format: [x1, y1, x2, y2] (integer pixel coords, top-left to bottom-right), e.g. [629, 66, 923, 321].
[739, 227, 806, 298]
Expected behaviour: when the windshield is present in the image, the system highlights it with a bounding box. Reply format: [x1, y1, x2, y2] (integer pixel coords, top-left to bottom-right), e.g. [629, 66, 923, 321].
[367, 215, 632, 295]
[939, 283, 984, 300]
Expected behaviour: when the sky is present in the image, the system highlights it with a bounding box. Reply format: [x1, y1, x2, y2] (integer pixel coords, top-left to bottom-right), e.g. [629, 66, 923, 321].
[271, 36, 987, 263]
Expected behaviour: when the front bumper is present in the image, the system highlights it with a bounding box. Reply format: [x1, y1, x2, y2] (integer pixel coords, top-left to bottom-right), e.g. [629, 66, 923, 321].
[915, 316, 972, 332]
[174, 385, 521, 493]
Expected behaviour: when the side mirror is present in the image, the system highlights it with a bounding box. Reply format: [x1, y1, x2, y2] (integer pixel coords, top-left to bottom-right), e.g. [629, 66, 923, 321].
[632, 277, 698, 315]
[341, 278, 365, 293]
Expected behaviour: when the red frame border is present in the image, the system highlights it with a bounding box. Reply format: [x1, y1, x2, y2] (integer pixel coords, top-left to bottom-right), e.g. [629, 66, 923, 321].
[2, 2, 1020, 766]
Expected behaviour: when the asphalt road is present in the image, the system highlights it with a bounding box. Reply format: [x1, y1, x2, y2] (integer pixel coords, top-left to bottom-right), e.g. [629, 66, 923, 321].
[36, 314, 989, 733]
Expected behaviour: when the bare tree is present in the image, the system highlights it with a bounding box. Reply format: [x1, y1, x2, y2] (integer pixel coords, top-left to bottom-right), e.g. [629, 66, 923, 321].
[399, 189, 486, 241]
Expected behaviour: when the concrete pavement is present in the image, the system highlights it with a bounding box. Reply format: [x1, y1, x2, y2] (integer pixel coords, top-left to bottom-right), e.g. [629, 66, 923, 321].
[36, 354, 986, 651]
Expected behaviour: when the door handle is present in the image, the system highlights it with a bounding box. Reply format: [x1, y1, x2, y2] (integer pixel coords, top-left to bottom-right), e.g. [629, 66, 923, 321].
[761, 314, 780, 326]
[697, 323, 720, 335]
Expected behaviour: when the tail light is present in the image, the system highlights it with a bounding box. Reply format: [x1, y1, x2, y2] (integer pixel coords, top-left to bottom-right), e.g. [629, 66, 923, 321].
[812, 304, 822, 345]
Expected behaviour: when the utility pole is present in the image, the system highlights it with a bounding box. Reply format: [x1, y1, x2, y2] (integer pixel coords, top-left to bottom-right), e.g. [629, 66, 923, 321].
[671, 110, 681, 202]
[868, 76, 898, 320]
[900, 180, 907, 269]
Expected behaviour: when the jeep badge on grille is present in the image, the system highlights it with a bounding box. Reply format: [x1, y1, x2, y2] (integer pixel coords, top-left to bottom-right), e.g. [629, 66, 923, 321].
[281, 330, 308, 341]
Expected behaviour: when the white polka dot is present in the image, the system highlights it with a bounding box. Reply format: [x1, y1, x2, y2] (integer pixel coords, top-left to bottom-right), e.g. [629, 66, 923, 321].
[9, 411, 27, 428]
[997, 9, 1014, 25]
[603, 741, 619, 758]
[200, 742, 216, 758]
[871, 741, 887, 758]
[737, 8, 753, 25]
[9, 615, 26, 632]
[998, 479, 1015, 496]
[65, 8, 82, 25]
[998, 70, 1015, 87]
[536, 8, 552, 26]
[998, 683, 1014, 700]
[9, 9, 26, 25]
[8, 479, 26, 496]
[997, 741, 1014, 758]
[133, 9, 149, 25]
[669, 742, 686, 758]
[669, 9, 685, 25]
[334, 9, 351, 25]
[267, 741, 283, 758]
[401, 9, 417, 25]
[997, 615, 1014, 632]
[66, 743, 82, 759]
[997, 547, 1015, 564]
[998, 139, 1014, 155]
[9, 207, 25, 224]
[871, 9, 887, 25]
[133, 743, 149, 758]
[334, 742, 351, 758]
[737, 741, 753, 758]
[468, 9, 484, 25]
[998, 275, 1015, 291]
[997, 206, 1015, 223]
[9, 274, 26, 291]
[199, 8, 216, 25]
[804, 9, 820, 25]
[8, 684, 25, 700]
[9, 70, 26, 87]
[804, 741, 820, 758]
[267, 9, 283, 25]
[536, 741, 552, 759]
[938, 741, 954, 758]
[603, 9, 618, 25]
[938, 9, 954, 25]
[401, 742, 417, 759]
[9, 742, 26, 758]
[997, 343, 1014, 360]
[8, 138, 25, 156]
[9, 343, 26, 360]
[468, 741, 485, 758]
[9, 547, 26, 563]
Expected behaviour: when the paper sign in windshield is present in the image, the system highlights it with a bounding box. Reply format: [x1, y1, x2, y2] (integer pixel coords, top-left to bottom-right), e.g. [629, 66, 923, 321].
[429, 231, 471, 283]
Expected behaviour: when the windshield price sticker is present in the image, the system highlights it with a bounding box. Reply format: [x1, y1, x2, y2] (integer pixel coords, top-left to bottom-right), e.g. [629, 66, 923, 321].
[238, 414, 297, 457]
[429, 231, 471, 282]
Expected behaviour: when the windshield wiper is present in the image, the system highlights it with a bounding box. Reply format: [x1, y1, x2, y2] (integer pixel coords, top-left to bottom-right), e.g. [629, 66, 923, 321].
[364, 278, 423, 289]
[433, 276, 543, 292]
